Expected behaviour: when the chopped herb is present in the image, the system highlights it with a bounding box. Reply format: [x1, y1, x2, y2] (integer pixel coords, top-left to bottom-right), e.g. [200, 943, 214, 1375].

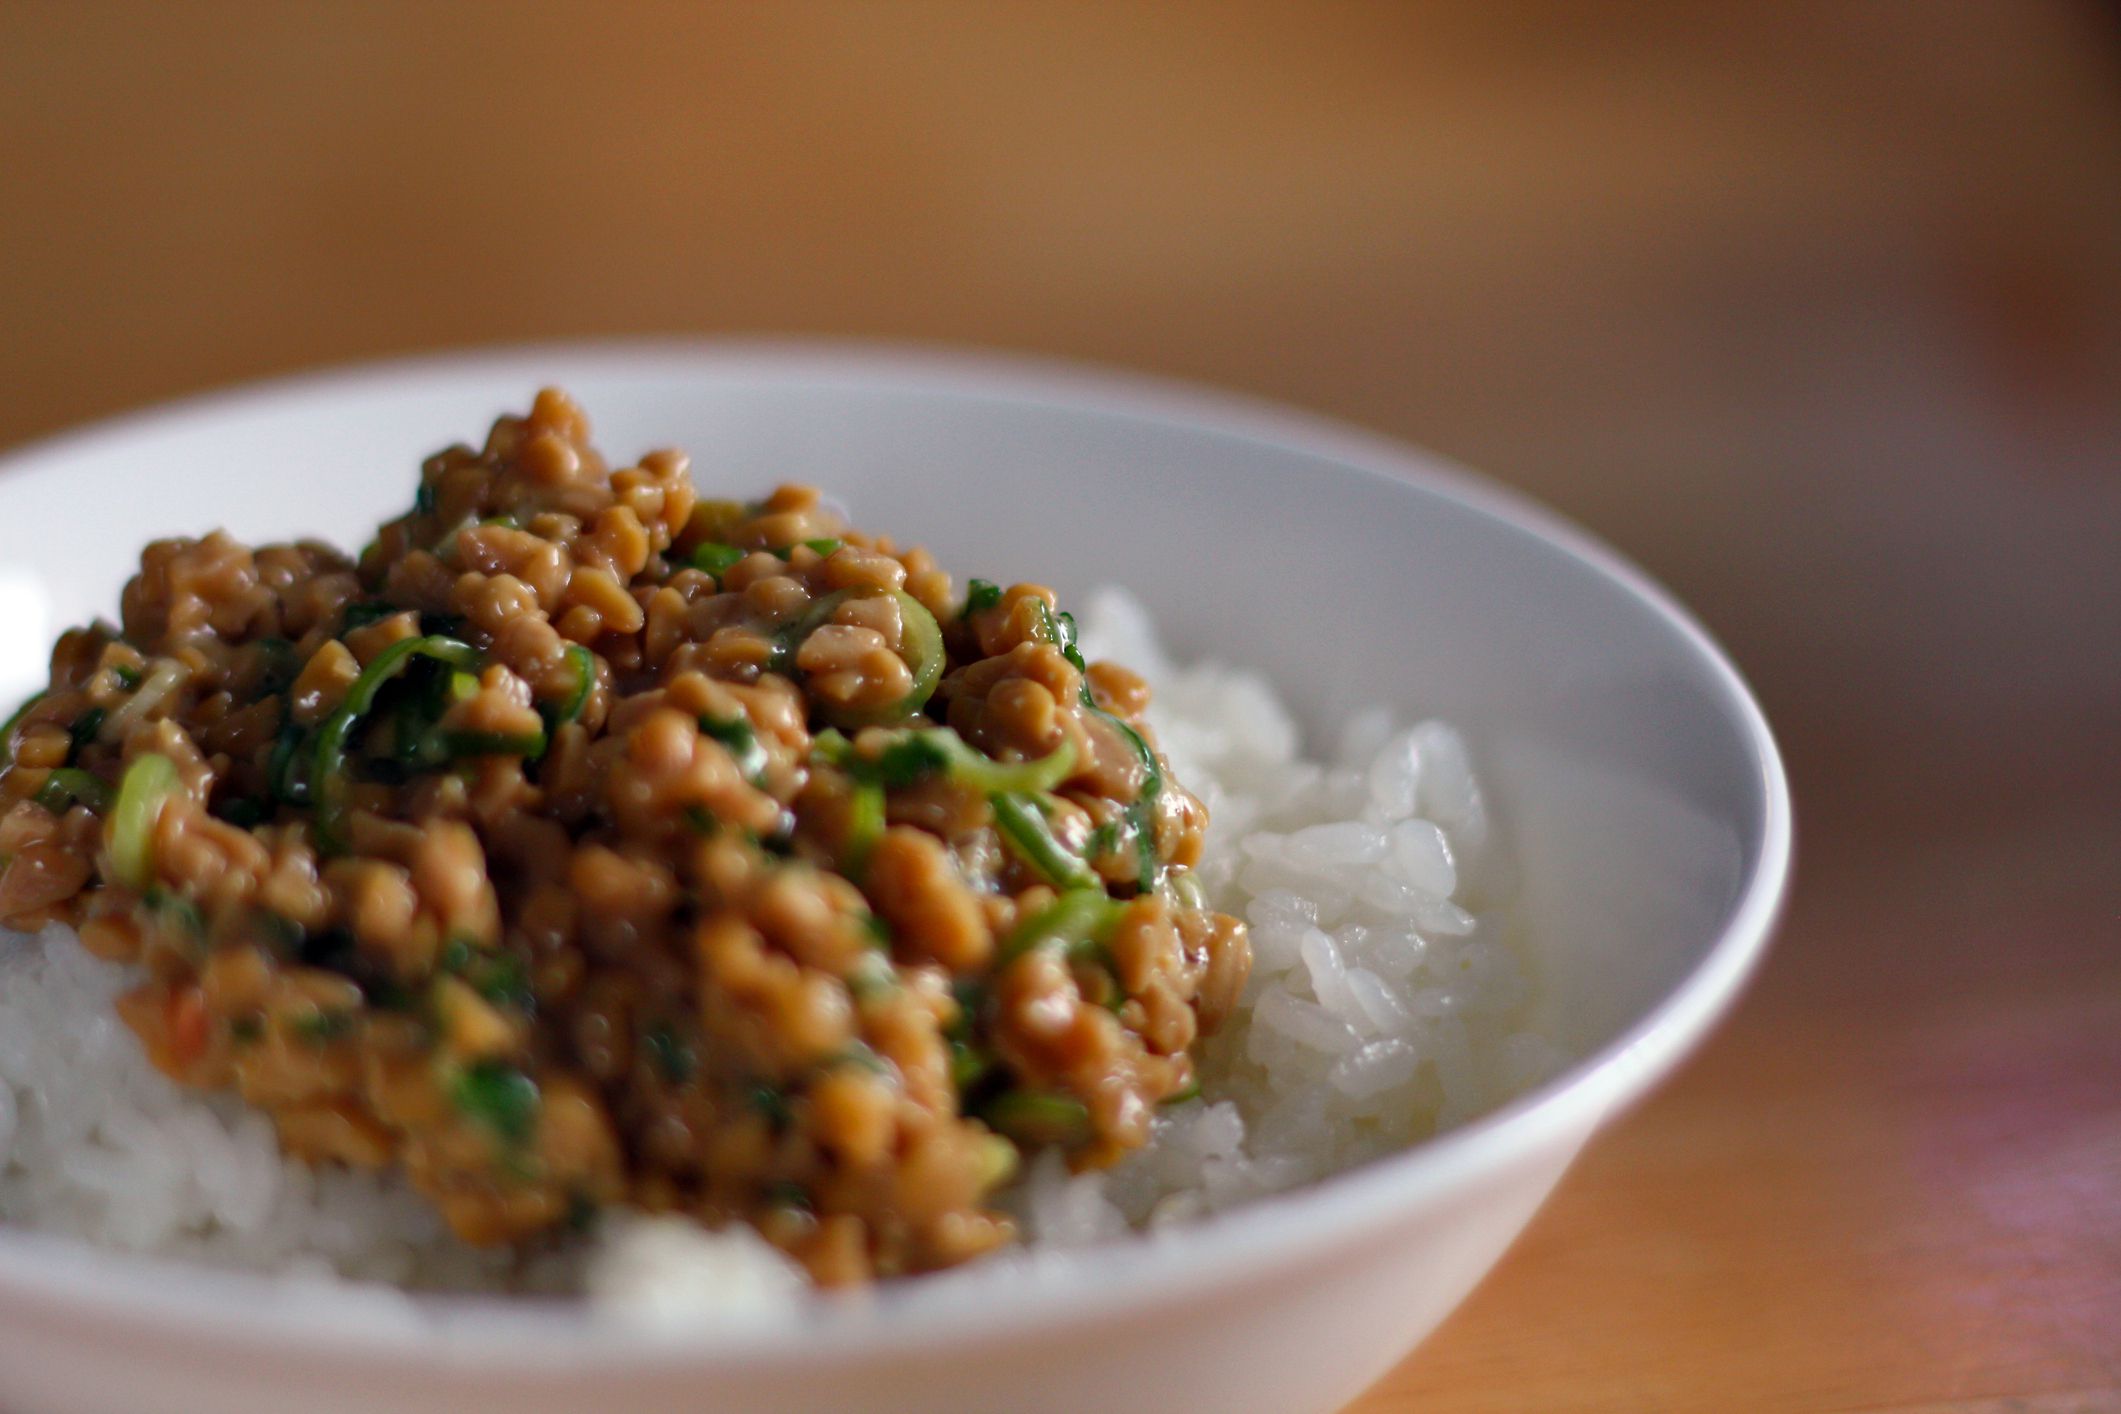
[439, 934, 476, 975]
[141, 885, 204, 938]
[1161, 1079, 1203, 1106]
[978, 1089, 1092, 1148]
[803, 538, 842, 558]
[747, 1082, 792, 1131]
[65, 707, 104, 757]
[434, 729, 548, 759]
[690, 542, 745, 576]
[112, 665, 143, 691]
[992, 792, 1099, 889]
[1084, 821, 1121, 861]
[107, 753, 181, 891]
[997, 888, 1123, 967]
[267, 718, 311, 805]
[310, 635, 482, 853]
[413, 480, 438, 516]
[949, 1037, 992, 1094]
[34, 767, 112, 815]
[441, 936, 532, 1009]
[538, 643, 596, 737]
[451, 1061, 540, 1144]
[642, 1024, 696, 1083]
[699, 714, 769, 783]
[844, 780, 884, 879]
[774, 589, 945, 728]
[964, 579, 1002, 614]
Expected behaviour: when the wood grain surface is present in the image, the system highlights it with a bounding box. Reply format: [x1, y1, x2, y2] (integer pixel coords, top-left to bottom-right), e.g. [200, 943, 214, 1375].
[2, 4, 2117, 1409]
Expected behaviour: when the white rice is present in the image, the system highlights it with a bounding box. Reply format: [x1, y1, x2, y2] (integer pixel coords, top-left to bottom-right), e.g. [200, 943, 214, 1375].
[0, 587, 1560, 1313]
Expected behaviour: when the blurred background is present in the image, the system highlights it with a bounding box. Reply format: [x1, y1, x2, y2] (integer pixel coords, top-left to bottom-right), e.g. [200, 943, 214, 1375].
[2, 3, 2116, 1408]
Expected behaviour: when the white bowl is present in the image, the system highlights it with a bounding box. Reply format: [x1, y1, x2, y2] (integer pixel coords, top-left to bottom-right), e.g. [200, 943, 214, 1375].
[0, 344, 1790, 1414]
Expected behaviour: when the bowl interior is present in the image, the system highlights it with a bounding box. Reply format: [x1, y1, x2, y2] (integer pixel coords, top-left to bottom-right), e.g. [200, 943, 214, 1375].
[0, 346, 1786, 1374]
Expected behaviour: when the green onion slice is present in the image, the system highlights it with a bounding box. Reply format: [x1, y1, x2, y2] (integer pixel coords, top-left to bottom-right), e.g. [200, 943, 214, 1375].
[34, 767, 112, 815]
[997, 887, 1122, 967]
[817, 727, 1076, 795]
[690, 542, 746, 576]
[844, 779, 885, 879]
[311, 635, 482, 852]
[551, 644, 596, 727]
[107, 752, 183, 891]
[450, 1060, 540, 1144]
[775, 590, 946, 729]
[979, 1089, 1092, 1147]
[992, 792, 1099, 889]
[434, 729, 547, 759]
[699, 715, 769, 783]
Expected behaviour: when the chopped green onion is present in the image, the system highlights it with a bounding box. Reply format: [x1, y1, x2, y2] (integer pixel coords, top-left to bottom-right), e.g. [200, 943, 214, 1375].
[266, 718, 311, 805]
[34, 767, 112, 815]
[822, 726, 1076, 795]
[776, 590, 946, 729]
[949, 1036, 993, 1093]
[804, 537, 842, 558]
[66, 708, 105, 758]
[549, 644, 596, 729]
[690, 542, 746, 576]
[433, 729, 548, 759]
[964, 579, 1002, 614]
[107, 753, 183, 891]
[1161, 1079, 1203, 1106]
[979, 1090, 1091, 1147]
[997, 887, 1122, 966]
[747, 1082, 792, 1130]
[699, 715, 768, 783]
[310, 635, 481, 852]
[844, 779, 885, 878]
[450, 1061, 540, 1144]
[113, 665, 143, 691]
[0, 691, 46, 770]
[142, 884, 204, 938]
[1039, 590, 1163, 892]
[883, 590, 945, 722]
[992, 792, 1099, 889]
[642, 1023, 696, 1083]
[442, 937, 534, 1009]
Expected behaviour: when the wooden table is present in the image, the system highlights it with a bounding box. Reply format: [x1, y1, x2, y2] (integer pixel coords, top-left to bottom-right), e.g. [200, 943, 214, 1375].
[2, 5, 2116, 1408]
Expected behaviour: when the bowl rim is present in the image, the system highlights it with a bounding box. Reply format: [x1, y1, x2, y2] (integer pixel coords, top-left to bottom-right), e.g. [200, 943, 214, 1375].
[0, 338, 1793, 1368]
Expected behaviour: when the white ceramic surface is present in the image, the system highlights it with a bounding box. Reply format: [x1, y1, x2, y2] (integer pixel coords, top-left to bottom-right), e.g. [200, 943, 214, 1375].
[0, 345, 1790, 1414]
